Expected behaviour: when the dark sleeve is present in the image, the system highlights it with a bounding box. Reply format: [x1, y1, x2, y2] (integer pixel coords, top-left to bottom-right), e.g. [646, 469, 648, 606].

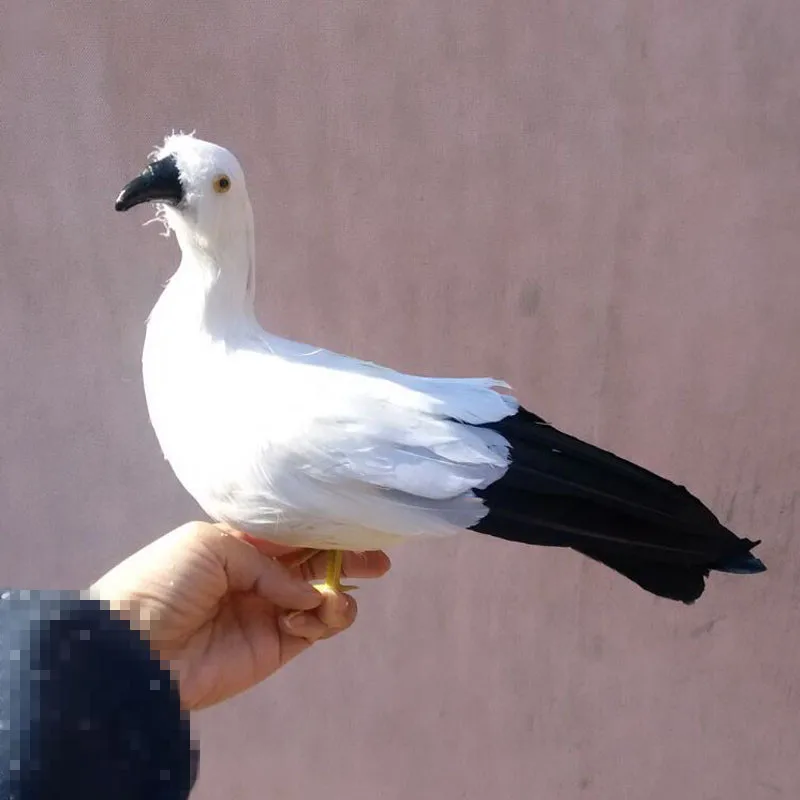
[0, 590, 198, 799]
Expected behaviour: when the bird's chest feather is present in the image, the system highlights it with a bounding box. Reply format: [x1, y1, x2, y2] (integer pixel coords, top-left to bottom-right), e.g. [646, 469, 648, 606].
[142, 325, 261, 487]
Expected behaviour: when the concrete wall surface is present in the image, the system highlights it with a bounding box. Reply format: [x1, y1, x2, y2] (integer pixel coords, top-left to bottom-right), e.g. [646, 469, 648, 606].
[2, 2, 799, 798]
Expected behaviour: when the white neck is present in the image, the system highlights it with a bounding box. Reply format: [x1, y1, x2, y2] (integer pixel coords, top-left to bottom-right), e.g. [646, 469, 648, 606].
[161, 201, 259, 339]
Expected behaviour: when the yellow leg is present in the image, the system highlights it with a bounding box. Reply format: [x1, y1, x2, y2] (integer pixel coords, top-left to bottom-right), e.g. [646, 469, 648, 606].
[314, 549, 358, 594]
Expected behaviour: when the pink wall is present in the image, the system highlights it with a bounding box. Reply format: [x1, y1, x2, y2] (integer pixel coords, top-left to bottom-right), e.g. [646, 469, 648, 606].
[2, 2, 799, 797]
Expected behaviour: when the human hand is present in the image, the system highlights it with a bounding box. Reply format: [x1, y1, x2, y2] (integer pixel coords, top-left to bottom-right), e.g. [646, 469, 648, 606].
[89, 521, 390, 710]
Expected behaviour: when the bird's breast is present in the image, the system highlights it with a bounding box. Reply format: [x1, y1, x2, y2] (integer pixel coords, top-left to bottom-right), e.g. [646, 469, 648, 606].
[143, 320, 234, 473]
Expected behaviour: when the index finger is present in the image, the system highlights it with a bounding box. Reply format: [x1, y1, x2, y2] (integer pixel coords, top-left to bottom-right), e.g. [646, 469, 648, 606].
[214, 530, 322, 611]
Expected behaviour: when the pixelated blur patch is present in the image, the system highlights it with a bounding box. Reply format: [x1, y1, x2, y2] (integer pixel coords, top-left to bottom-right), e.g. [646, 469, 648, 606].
[0, 589, 196, 798]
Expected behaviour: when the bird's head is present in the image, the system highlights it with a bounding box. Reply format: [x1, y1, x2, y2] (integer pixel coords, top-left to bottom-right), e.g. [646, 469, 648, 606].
[115, 134, 252, 251]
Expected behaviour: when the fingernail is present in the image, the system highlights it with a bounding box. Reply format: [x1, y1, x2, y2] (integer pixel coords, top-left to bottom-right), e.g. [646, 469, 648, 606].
[282, 610, 304, 628]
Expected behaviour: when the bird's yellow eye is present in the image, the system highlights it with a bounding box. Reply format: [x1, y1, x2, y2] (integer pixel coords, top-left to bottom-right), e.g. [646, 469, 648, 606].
[213, 174, 232, 194]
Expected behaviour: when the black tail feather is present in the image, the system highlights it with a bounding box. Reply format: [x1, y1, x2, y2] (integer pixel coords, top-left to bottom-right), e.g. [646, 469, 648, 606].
[715, 551, 767, 575]
[473, 408, 766, 603]
[575, 547, 710, 604]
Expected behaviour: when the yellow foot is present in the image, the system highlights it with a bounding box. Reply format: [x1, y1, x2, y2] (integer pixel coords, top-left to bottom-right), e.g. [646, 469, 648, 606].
[313, 550, 358, 594]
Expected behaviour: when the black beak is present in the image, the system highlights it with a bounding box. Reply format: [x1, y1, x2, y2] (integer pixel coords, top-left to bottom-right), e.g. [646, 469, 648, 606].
[115, 154, 184, 212]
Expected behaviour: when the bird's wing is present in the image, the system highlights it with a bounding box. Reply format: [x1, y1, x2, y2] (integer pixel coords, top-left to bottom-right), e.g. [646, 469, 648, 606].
[226, 346, 519, 537]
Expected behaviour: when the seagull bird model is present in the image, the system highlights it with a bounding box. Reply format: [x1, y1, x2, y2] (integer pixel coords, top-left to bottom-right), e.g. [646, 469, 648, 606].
[115, 134, 765, 603]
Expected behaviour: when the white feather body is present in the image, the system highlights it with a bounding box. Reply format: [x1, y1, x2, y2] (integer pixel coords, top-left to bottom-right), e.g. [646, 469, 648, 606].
[140, 136, 518, 550]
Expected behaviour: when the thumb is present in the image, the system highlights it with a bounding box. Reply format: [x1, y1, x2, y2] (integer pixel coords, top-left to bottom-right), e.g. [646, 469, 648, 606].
[278, 591, 358, 660]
